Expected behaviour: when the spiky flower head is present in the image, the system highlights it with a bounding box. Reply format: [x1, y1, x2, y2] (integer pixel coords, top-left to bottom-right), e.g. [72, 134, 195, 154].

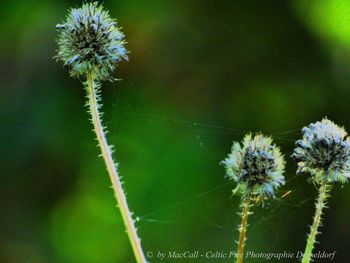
[292, 118, 350, 184]
[222, 134, 285, 200]
[56, 2, 128, 81]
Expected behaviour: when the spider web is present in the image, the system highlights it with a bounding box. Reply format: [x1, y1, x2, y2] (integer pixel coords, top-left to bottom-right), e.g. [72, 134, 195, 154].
[104, 87, 344, 262]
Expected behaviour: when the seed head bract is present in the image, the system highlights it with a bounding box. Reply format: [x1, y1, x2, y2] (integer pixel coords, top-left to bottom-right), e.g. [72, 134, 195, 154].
[222, 134, 285, 200]
[292, 118, 350, 184]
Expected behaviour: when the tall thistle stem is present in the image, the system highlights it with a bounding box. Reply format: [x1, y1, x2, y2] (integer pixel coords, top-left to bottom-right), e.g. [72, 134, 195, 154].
[86, 72, 147, 263]
[293, 119, 350, 263]
[237, 198, 250, 263]
[302, 179, 330, 263]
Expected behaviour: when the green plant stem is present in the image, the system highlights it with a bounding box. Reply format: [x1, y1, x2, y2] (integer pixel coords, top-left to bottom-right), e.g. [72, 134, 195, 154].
[302, 180, 329, 263]
[86, 72, 147, 263]
[237, 198, 250, 263]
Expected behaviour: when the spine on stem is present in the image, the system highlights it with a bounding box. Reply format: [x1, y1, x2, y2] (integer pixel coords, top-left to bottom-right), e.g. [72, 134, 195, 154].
[237, 198, 250, 263]
[302, 181, 330, 263]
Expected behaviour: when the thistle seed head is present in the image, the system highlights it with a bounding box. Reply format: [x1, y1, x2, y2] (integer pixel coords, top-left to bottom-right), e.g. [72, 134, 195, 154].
[56, 2, 128, 80]
[222, 134, 285, 200]
[292, 118, 350, 184]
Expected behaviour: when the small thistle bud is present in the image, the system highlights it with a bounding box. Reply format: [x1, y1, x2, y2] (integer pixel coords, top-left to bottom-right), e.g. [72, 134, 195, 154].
[292, 118, 350, 184]
[56, 2, 128, 80]
[222, 134, 285, 200]
[293, 119, 350, 263]
[223, 134, 285, 262]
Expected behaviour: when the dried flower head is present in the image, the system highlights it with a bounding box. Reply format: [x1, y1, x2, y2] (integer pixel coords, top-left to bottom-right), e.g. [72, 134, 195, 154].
[222, 134, 285, 200]
[292, 118, 350, 184]
[56, 2, 128, 80]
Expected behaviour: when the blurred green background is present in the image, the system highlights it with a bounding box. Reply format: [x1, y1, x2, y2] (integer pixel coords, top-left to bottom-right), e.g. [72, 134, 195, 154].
[1, 0, 350, 262]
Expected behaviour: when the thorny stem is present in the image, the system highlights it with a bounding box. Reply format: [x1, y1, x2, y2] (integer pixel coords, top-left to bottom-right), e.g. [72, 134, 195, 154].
[302, 179, 330, 263]
[86, 72, 147, 263]
[237, 198, 250, 263]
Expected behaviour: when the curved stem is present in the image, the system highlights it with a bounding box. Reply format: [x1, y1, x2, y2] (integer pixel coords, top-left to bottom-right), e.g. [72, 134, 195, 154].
[302, 180, 329, 263]
[237, 198, 250, 263]
[86, 72, 147, 263]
